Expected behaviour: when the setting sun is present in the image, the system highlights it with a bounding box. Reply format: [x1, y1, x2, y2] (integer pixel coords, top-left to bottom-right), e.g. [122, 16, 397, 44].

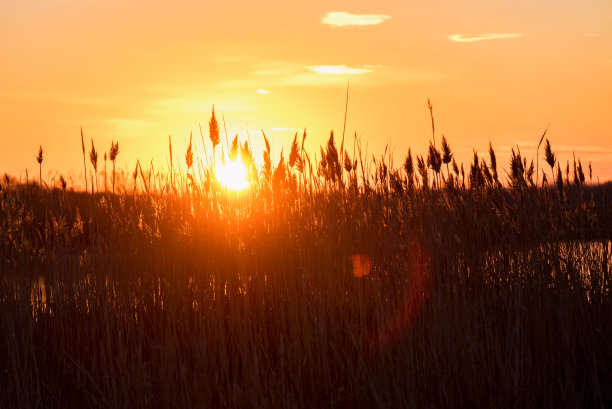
[216, 159, 250, 191]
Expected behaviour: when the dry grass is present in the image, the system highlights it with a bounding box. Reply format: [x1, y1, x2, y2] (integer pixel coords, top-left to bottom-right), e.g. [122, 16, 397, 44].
[0, 109, 611, 408]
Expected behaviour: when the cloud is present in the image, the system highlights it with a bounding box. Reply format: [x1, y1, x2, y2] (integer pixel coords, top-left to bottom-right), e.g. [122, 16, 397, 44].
[449, 33, 523, 42]
[322, 12, 390, 27]
[244, 62, 379, 86]
[218, 61, 441, 89]
[247, 62, 443, 87]
[256, 89, 269, 94]
[279, 65, 378, 86]
[307, 65, 376, 75]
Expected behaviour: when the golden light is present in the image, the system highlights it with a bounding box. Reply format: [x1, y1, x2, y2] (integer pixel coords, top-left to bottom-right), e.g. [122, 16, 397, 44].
[216, 159, 250, 191]
[350, 254, 371, 278]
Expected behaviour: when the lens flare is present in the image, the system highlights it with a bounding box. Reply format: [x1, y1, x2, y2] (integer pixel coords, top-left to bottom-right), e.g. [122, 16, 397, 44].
[367, 242, 429, 352]
[216, 160, 249, 191]
[350, 254, 371, 277]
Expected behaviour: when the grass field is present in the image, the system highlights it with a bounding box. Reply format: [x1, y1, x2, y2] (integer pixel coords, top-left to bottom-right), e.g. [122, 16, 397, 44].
[1, 116, 611, 408]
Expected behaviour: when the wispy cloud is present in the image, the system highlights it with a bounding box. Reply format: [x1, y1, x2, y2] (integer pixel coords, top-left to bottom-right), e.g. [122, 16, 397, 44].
[322, 12, 390, 27]
[256, 89, 269, 94]
[449, 33, 523, 42]
[307, 65, 375, 75]
[218, 62, 441, 89]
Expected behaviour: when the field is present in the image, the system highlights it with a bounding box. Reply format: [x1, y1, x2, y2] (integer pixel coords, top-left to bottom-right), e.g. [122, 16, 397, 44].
[1, 119, 611, 408]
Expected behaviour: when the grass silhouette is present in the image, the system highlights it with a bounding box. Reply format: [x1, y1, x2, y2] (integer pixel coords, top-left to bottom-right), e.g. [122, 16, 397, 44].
[0, 104, 610, 409]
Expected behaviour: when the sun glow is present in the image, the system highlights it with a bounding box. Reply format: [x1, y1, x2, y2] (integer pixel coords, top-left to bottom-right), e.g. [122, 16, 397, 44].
[216, 160, 250, 191]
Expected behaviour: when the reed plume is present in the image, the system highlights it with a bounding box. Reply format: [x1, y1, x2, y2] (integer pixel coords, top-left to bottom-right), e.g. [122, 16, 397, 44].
[289, 132, 302, 171]
[469, 151, 484, 189]
[488, 141, 498, 183]
[404, 148, 414, 190]
[325, 131, 340, 184]
[240, 141, 253, 168]
[36, 145, 43, 194]
[262, 130, 272, 182]
[427, 141, 442, 188]
[577, 159, 585, 185]
[186, 132, 194, 170]
[343, 154, 353, 173]
[427, 98, 435, 146]
[416, 154, 427, 188]
[230, 135, 239, 161]
[209, 105, 220, 167]
[544, 139, 556, 171]
[109, 141, 119, 195]
[441, 135, 452, 180]
[556, 162, 564, 194]
[89, 139, 98, 194]
[536, 126, 548, 187]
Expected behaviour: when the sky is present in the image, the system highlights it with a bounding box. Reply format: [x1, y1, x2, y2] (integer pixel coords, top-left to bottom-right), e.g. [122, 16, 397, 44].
[1, 0, 611, 186]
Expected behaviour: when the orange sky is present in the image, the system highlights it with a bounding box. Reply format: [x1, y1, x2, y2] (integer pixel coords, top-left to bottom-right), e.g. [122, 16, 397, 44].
[1, 0, 611, 186]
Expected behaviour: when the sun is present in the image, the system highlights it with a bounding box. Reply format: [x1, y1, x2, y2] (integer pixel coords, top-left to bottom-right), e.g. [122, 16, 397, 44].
[216, 159, 250, 191]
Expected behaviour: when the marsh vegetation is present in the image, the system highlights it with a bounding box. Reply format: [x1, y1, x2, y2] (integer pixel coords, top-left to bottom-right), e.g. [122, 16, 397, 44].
[1, 107, 611, 408]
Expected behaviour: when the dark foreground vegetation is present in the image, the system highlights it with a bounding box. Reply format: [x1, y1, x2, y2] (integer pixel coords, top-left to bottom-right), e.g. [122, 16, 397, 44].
[1, 114, 611, 408]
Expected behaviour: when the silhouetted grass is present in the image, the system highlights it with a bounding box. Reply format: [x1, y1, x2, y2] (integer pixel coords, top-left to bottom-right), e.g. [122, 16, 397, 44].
[0, 107, 611, 409]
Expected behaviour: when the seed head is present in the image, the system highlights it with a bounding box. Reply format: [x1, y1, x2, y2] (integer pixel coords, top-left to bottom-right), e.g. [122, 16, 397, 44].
[289, 133, 301, 169]
[89, 140, 98, 171]
[404, 148, 414, 177]
[109, 141, 119, 161]
[230, 135, 239, 161]
[427, 142, 442, 173]
[441, 136, 452, 164]
[544, 139, 556, 169]
[344, 154, 353, 173]
[36, 146, 43, 164]
[209, 105, 220, 149]
[241, 141, 254, 168]
[185, 132, 194, 169]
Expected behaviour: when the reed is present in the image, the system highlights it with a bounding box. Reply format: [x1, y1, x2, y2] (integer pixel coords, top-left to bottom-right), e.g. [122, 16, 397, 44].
[109, 141, 119, 195]
[35, 145, 43, 195]
[1, 104, 610, 409]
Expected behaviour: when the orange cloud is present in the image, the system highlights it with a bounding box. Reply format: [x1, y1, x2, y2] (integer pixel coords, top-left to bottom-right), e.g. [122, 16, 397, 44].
[322, 12, 390, 27]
